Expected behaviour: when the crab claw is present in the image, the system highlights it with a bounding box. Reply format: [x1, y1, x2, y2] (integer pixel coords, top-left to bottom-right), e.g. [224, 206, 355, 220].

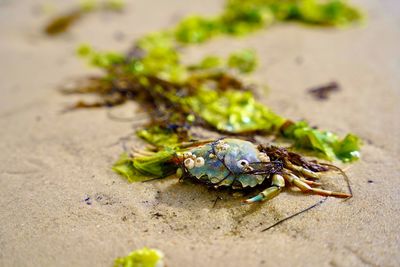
[244, 174, 285, 203]
[244, 194, 264, 203]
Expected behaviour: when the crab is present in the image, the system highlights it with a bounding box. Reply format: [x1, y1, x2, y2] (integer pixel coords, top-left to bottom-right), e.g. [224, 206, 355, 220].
[175, 138, 351, 203]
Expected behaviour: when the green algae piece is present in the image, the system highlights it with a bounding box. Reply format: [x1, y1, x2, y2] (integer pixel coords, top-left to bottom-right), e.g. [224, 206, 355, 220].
[295, 0, 363, 26]
[333, 133, 362, 162]
[129, 149, 175, 177]
[185, 89, 285, 133]
[77, 44, 124, 68]
[112, 150, 177, 182]
[175, 16, 220, 43]
[137, 126, 180, 147]
[219, 0, 275, 34]
[189, 50, 256, 73]
[194, 56, 223, 70]
[174, 0, 363, 44]
[78, 32, 188, 82]
[228, 49, 257, 73]
[114, 247, 164, 267]
[282, 121, 362, 161]
[132, 32, 188, 82]
[112, 153, 151, 182]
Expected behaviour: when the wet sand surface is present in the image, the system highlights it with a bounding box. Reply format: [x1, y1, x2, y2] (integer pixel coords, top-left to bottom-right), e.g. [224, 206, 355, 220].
[0, 0, 399, 266]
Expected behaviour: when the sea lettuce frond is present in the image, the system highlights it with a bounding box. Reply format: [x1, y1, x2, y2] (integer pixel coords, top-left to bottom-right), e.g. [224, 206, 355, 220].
[112, 149, 178, 182]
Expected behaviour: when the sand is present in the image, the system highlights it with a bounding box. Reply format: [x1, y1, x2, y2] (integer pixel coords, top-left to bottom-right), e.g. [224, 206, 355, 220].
[0, 0, 399, 266]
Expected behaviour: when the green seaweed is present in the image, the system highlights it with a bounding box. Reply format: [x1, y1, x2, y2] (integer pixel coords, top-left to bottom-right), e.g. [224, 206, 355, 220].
[185, 89, 285, 133]
[174, 0, 363, 43]
[188, 50, 257, 74]
[281, 121, 361, 161]
[112, 153, 145, 182]
[332, 133, 362, 162]
[77, 44, 124, 68]
[228, 49, 257, 73]
[112, 149, 177, 182]
[136, 126, 181, 147]
[133, 32, 189, 83]
[175, 16, 220, 44]
[114, 247, 163, 267]
[294, 0, 363, 25]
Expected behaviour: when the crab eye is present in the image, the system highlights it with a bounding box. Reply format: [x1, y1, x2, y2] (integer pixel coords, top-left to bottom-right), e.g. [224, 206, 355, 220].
[237, 159, 249, 168]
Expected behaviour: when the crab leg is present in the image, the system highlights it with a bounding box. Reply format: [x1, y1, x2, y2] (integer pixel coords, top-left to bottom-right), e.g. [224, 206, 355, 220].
[300, 178, 322, 186]
[281, 168, 322, 186]
[245, 174, 285, 203]
[283, 172, 350, 198]
[284, 160, 321, 179]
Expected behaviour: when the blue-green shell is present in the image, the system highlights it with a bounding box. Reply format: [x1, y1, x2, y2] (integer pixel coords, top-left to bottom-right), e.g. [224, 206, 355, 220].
[186, 139, 265, 188]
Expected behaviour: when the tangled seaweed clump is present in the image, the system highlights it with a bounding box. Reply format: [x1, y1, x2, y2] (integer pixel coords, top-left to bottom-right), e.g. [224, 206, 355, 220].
[65, 0, 362, 169]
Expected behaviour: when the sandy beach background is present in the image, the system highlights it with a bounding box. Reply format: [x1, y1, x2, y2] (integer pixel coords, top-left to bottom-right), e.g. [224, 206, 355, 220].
[0, 0, 399, 266]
